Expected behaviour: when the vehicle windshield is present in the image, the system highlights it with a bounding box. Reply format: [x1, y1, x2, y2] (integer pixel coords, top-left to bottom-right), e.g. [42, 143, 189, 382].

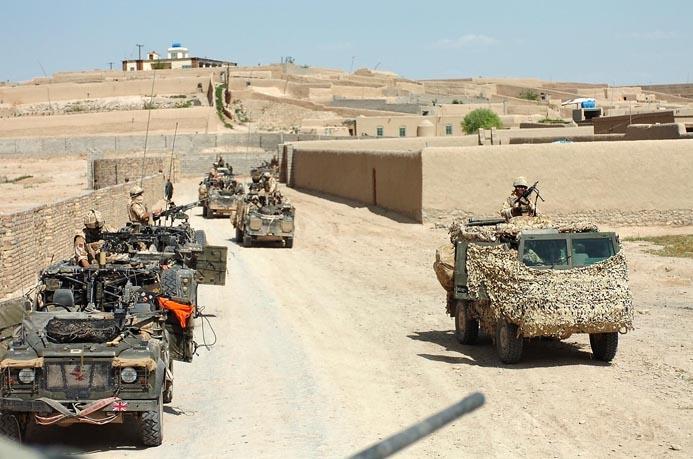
[571, 238, 614, 266]
[522, 239, 569, 267]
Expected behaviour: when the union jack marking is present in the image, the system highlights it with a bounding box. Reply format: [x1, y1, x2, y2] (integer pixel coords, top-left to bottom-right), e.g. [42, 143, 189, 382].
[112, 401, 129, 412]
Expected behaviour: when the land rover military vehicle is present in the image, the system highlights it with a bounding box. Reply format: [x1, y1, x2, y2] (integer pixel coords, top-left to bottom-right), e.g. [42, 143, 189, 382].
[198, 168, 243, 218]
[233, 193, 295, 248]
[433, 216, 633, 364]
[103, 201, 206, 254]
[0, 246, 227, 445]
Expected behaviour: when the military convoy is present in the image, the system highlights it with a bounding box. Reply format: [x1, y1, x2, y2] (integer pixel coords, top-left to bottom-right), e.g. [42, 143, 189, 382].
[434, 216, 634, 364]
[0, 203, 226, 447]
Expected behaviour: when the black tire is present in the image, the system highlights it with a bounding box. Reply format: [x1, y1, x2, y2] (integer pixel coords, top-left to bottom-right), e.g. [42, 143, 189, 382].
[284, 237, 294, 249]
[235, 226, 243, 243]
[140, 392, 163, 447]
[495, 319, 523, 364]
[454, 301, 479, 345]
[163, 359, 173, 404]
[589, 332, 619, 362]
[242, 233, 252, 248]
[202, 205, 208, 218]
[0, 414, 26, 442]
[194, 230, 207, 247]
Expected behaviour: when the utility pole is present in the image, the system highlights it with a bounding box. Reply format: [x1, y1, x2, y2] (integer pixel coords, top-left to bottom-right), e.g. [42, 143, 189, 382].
[108, 62, 113, 70]
[136, 44, 144, 60]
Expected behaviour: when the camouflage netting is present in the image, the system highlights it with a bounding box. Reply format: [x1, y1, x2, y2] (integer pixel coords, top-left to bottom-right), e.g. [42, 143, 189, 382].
[448, 216, 599, 244]
[465, 244, 633, 337]
[434, 215, 634, 337]
[46, 318, 120, 343]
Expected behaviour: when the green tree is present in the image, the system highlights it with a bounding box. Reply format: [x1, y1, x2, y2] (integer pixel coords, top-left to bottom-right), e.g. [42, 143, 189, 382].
[462, 108, 502, 134]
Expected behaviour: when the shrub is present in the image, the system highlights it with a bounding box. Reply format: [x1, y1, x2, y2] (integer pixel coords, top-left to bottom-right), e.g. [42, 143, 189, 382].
[519, 89, 539, 101]
[462, 108, 502, 134]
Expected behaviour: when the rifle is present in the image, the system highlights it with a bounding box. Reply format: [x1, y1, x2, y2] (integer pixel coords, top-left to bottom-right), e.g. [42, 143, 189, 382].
[101, 230, 157, 253]
[514, 181, 545, 205]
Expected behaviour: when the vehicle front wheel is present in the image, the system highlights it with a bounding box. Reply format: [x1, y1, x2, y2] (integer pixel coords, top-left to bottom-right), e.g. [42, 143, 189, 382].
[284, 237, 294, 249]
[454, 301, 479, 345]
[589, 332, 618, 362]
[496, 319, 523, 364]
[141, 393, 164, 446]
[0, 414, 27, 442]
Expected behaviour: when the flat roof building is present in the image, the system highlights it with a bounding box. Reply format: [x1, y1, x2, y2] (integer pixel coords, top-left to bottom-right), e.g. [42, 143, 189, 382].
[122, 42, 236, 71]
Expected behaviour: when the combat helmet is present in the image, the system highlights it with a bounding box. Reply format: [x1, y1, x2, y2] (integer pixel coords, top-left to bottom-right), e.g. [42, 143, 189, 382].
[129, 185, 144, 197]
[83, 209, 104, 229]
[513, 176, 528, 188]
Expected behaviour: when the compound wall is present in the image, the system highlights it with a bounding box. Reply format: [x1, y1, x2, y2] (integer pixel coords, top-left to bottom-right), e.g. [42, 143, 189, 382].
[0, 174, 164, 297]
[91, 155, 180, 189]
[421, 139, 693, 225]
[290, 147, 422, 221]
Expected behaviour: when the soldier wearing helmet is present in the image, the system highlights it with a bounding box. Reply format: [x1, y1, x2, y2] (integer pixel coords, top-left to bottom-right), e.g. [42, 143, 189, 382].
[128, 185, 151, 224]
[500, 176, 536, 221]
[75, 210, 114, 266]
[261, 171, 277, 194]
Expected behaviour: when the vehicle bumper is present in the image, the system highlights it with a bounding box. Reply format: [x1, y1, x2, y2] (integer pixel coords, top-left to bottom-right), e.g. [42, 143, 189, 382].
[0, 397, 158, 413]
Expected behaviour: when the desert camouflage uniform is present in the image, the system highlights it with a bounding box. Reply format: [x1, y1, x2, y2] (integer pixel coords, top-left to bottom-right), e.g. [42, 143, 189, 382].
[500, 194, 536, 221]
[128, 196, 149, 224]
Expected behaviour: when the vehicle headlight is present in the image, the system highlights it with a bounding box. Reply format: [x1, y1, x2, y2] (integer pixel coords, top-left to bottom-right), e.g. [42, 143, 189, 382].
[120, 367, 138, 384]
[18, 368, 35, 384]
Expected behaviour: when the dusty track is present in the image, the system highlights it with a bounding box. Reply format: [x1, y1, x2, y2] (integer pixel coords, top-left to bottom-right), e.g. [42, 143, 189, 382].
[27, 180, 692, 457]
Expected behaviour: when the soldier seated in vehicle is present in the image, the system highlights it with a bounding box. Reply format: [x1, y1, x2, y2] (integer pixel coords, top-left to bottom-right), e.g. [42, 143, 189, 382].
[73, 234, 92, 267]
[500, 176, 536, 222]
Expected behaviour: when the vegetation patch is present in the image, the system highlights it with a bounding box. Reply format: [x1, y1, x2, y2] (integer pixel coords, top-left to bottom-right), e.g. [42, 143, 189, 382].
[215, 85, 233, 129]
[519, 89, 539, 101]
[462, 108, 503, 134]
[625, 234, 693, 258]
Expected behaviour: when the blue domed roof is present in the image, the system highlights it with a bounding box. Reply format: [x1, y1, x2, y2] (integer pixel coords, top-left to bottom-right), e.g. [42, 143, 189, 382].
[171, 42, 182, 48]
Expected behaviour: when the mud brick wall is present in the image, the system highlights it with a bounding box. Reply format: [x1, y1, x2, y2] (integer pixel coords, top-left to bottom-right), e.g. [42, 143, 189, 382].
[0, 174, 164, 297]
[92, 155, 179, 189]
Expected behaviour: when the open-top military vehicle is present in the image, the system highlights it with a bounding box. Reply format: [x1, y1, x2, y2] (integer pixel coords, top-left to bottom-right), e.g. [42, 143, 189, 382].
[102, 201, 206, 254]
[0, 241, 227, 445]
[434, 216, 633, 364]
[198, 168, 244, 218]
[233, 193, 295, 248]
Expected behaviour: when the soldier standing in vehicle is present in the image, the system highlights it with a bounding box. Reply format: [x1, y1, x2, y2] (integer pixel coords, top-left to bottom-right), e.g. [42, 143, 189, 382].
[128, 185, 155, 224]
[261, 171, 277, 194]
[500, 176, 536, 221]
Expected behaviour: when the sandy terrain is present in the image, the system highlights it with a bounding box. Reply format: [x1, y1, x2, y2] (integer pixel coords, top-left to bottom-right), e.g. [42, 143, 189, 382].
[26, 179, 692, 457]
[0, 156, 87, 213]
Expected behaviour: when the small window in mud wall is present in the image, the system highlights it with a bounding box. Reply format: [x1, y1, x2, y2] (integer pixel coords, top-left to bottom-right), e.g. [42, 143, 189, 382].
[399, 126, 406, 137]
[376, 126, 384, 137]
[445, 124, 453, 135]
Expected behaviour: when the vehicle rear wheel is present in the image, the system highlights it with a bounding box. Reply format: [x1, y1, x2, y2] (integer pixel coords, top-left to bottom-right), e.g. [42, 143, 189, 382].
[163, 359, 173, 404]
[0, 414, 27, 442]
[242, 233, 252, 247]
[495, 319, 523, 364]
[235, 227, 243, 243]
[589, 332, 618, 362]
[284, 237, 294, 249]
[194, 230, 207, 246]
[141, 392, 164, 446]
[454, 301, 479, 345]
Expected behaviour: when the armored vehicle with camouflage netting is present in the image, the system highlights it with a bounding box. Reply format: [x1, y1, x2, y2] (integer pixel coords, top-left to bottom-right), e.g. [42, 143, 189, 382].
[233, 191, 295, 248]
[433, 215, 633, 364]
[0, 243, 226, 446]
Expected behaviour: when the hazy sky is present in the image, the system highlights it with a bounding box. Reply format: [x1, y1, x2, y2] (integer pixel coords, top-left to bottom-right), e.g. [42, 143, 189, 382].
[2, 0, 692, 84]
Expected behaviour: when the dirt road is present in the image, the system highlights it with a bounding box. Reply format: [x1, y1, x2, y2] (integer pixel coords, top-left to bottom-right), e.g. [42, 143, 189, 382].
[29, 180, 692, 457]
